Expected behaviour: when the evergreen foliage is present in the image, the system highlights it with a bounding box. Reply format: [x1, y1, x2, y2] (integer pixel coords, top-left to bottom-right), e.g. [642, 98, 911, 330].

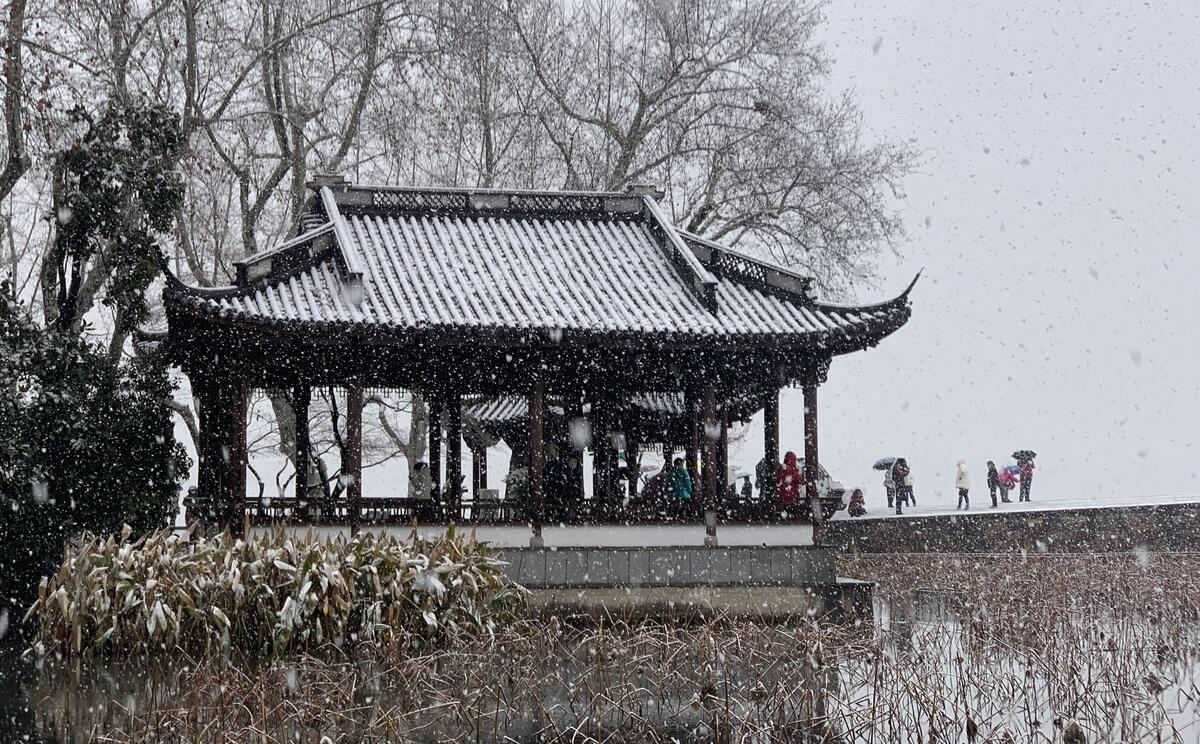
[0, 286, 187, 619]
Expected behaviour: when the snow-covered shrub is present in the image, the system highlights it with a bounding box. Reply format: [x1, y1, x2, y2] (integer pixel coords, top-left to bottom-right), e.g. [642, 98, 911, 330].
[26, 525, 525, 657]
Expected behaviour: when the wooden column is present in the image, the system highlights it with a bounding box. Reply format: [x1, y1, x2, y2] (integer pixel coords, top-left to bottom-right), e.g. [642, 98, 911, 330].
[194, 379, 218, 523]
[685, 385, 700, 490]
[293, 386, 311, 516]
[702, 383, 718, 545]
[445, 393, 462, 521]
[803, 382, 821, 529]
[529, 379, 545, 547]
[196, 379, 248, 537]
[591, 396, 610, 514]
[626, 434, 639, 503]
[471, 446, 485, 497]
[228, 381, 248, 537]
[428, 397, 442, 503]
[717, 411, 729, 502]
[346, 384, 363, 535]
[764, 388, 780, 468]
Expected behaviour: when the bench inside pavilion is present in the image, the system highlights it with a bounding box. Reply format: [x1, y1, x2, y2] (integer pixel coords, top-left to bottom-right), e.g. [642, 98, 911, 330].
[164, 176, 914, 546]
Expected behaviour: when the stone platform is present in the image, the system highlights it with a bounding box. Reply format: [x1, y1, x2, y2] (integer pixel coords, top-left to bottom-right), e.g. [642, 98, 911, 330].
[498, 545, 834, 588]
[496, 545, 868, 622]
[822, 499, 1200, 553]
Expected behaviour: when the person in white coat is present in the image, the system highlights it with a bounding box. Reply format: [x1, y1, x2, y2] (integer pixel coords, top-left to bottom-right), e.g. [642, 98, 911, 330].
[955, 459, 971, 510]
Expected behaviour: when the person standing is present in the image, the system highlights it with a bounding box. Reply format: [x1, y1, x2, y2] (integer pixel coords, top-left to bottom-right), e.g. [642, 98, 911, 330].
[998, 468, 1016, 503]
[776, 451, 804, 516]
[1017, 456, 1035, 502]
[986, 461, 1001, 507]
[409, 461, 434, 521]
[666, 457, 693, 520]
[955, 459, 971, 510]
[847, 488, 867, 517]
[883, 467, 896, 509]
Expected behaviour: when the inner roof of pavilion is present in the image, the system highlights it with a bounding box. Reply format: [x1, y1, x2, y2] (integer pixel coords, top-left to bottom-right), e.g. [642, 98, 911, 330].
[164, 176, 915, 398]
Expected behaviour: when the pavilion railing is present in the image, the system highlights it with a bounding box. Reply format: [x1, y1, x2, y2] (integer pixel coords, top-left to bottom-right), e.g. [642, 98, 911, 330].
[188, 495, 836, 528]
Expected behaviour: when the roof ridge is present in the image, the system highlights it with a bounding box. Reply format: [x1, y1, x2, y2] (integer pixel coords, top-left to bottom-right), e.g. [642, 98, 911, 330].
[320, 186, 367, 285]
[678, 231, 816, 305]
[640, 197, 719, 314]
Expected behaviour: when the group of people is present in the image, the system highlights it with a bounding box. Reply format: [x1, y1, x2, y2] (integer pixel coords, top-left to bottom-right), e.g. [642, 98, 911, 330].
[961, 456, 1036, 509]
[656, 449, 808, 518]
[845, 452, 1037, 517]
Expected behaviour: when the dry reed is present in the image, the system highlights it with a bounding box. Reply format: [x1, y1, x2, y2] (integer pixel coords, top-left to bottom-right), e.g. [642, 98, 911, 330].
[25, 553, 1200, 742]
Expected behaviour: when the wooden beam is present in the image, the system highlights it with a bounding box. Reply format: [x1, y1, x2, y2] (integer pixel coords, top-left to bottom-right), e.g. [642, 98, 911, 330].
[346, 383, 363, 535]
[529, 379, 545, 547]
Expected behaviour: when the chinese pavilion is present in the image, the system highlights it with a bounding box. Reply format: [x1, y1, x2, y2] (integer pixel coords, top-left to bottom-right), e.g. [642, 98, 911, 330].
[163, 175, 914, 546]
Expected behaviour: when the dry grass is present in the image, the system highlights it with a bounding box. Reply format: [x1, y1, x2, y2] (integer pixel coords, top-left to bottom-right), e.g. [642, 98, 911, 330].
[26, 525, 525, 658]
[25, 553, 1200, 742]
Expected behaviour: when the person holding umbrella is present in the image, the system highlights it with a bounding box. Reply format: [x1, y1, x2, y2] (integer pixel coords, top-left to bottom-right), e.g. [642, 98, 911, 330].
[874, 457, 897, 509]
[892, 457, 912, 514]
[1014, 450, 1036, 502]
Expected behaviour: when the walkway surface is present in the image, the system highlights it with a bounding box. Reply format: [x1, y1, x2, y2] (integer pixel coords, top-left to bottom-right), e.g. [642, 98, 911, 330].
[837, 492, 1200, 521]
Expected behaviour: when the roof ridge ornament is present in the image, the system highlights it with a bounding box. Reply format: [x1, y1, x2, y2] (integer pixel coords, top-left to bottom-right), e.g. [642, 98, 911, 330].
[640, 196, 719, 314]
[319, 185, 366, 305]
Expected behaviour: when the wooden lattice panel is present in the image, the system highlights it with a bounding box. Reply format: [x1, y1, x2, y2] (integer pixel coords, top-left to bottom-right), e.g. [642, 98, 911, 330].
[713, 250, 768, 284]
[371, 190, 470, 212]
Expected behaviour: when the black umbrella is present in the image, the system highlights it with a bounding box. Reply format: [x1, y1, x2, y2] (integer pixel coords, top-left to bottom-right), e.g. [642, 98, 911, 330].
[1012, 450, 1037, 461]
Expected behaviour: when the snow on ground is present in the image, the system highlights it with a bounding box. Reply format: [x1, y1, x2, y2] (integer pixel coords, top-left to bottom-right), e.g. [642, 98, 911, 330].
[834, 492, 1200, 521]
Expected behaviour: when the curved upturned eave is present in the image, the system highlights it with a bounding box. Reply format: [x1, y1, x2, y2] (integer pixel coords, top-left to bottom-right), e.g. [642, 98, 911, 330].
[163, 284, 913, 357]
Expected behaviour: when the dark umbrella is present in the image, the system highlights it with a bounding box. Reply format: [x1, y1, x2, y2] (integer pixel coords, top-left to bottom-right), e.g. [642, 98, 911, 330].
[1013, 450, 1037, 461]
[873, 457, 897, 470]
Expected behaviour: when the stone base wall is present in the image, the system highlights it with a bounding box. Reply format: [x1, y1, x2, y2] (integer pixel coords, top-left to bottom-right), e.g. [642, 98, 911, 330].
[822, 502, 1200, 554]
[498, 545, 836, 588]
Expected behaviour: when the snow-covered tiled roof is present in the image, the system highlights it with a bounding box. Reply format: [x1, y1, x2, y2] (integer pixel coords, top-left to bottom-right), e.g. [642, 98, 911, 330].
[166, 183, 913, 348]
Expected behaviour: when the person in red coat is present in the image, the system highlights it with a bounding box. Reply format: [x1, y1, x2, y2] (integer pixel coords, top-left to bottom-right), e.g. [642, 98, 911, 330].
[776, 451, 805, 513]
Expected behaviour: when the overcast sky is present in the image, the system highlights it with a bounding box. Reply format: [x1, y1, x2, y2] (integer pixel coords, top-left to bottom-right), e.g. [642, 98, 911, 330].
[230, 1, 1200, 510]
[737, 0, 1200, 506]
